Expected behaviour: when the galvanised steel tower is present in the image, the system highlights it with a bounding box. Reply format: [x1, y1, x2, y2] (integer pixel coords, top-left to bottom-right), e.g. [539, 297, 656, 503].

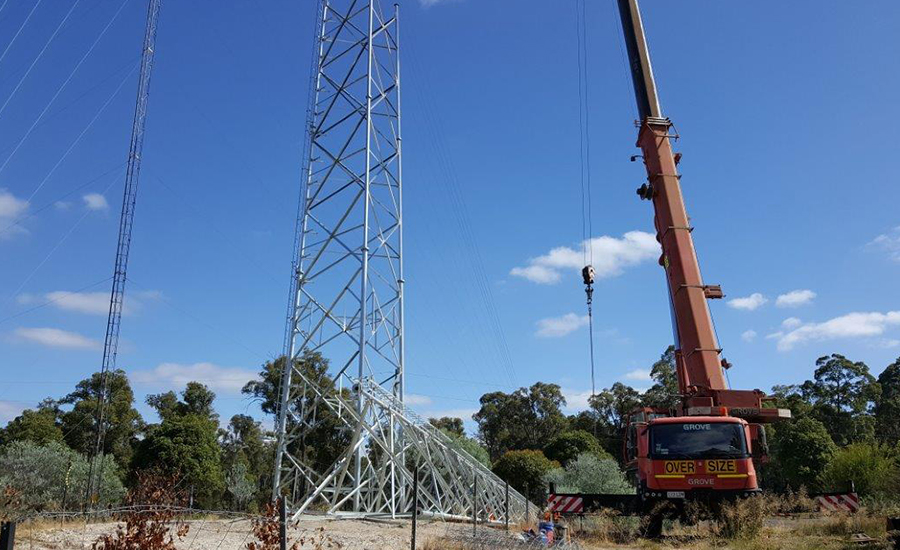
[272, 0, 531, 521]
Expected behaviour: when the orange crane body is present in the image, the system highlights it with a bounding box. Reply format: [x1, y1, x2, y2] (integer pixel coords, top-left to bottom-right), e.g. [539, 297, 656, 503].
[617, 0, 789, 506]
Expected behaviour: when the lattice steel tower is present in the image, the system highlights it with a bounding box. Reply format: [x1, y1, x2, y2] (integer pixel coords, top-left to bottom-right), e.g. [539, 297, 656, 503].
[272, 0, 532, 521]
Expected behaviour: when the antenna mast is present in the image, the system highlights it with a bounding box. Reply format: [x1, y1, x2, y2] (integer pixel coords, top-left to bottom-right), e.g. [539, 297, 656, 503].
[86, 0, 161, 506]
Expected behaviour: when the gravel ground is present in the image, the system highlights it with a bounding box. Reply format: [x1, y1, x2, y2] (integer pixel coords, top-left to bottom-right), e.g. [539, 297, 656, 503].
[17, 516, 514, 550]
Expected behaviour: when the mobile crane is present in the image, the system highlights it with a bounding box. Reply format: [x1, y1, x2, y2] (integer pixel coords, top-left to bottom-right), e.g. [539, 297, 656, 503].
[549, 0, 790, 532]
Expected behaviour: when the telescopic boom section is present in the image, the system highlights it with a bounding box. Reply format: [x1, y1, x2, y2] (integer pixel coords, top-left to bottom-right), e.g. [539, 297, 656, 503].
[616, 0, 727, 395]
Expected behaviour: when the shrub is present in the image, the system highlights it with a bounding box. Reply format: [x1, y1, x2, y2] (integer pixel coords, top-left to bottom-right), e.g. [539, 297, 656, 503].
[492, 450, 558, 502]
[771, 416, 837, 491]
[821, 442, 899, 497]
[92, 472, 189, 550]
[543, 452, 633, 494]
[0, 440, 124, 511]
[713, 495, 770, 539]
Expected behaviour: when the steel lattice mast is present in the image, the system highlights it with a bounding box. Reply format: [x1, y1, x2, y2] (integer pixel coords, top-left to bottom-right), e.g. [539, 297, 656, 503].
[86, 0, 161, 506]
[272, 0, 533, 521]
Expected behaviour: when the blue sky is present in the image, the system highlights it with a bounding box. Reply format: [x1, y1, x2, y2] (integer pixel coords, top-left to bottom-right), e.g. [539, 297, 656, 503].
[1, 0, 899, 433]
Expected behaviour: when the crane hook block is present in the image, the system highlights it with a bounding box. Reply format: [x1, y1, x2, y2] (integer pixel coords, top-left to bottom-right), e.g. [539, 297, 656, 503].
[582, 265, 595, 286]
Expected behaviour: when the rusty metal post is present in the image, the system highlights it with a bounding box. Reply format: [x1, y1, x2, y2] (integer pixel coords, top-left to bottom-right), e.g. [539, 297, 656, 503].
[279, 497, 287, 550]
[411, 465, 418, 550]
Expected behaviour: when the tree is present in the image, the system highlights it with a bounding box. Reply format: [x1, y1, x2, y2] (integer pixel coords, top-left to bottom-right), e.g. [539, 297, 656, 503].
[492, 450, 558, 502]
[543, 430, 608, 466]
[800, 354, 880, 446]
[0, 405, 63, 447]
[221, 414, 272, 508]
[429, 417, 464, 437]
[135, 382, 223, 507]
[242, 353, 351, 475]
[822, 443, 899, 497]
[474, 383, 568, 461]
[642, 346, 680, 410]
[770, 416, 837, 491]
[587, 383, 641, 459]
[133, 413, 224, 507]
[875, 356, 900, 445]
[58, 369, 144, 469]
[544, 453, 633, 494]
[443, 431, 491, 468]
[226, 461, 257, 510]
[147, 382, 218, 423]
[0, 441, 124, 511]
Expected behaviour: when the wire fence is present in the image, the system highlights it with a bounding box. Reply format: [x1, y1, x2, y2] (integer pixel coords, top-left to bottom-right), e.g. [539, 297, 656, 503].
[2, 505, 562, 550]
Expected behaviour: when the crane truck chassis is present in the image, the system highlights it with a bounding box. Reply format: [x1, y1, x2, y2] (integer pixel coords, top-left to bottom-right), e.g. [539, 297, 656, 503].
[554, 0, 791, 533]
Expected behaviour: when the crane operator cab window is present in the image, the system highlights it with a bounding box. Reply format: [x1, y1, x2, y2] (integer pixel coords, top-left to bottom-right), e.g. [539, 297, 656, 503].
[650, 422, 748, 459]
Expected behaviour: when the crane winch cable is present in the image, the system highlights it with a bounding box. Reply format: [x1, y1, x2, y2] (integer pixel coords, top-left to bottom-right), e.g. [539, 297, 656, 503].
[575, 0, 597, 397]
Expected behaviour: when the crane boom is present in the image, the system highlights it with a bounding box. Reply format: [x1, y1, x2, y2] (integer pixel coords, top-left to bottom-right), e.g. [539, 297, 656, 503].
[618, 0, 727, 396]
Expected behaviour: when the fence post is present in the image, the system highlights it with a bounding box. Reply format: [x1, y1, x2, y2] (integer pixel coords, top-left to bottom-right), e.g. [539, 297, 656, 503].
[504, 481, 509, 531]
[411, 465, 418, 550]
[525, 494, 530, 525]
[472, 474, 477, 537]
[0, 522, 15, 550]
[279, 497, 287, 550]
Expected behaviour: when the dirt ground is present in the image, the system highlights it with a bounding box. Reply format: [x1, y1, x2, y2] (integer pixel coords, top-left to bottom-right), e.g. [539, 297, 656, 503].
[17, 516, 523, 550]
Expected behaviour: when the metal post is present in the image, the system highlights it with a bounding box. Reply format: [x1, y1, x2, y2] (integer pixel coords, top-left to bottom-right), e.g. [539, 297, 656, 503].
[504, 481, 509, 531]
[472, 474, 477, 537]
[410, 466, 418, 550]
[279, 497, 287, 550]
[0, 522, 15, 550]
[526, 494, 530, 525]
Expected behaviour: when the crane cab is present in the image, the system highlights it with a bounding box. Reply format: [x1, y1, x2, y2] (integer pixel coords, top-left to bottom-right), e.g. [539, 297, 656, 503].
[624, 409, 761, 501]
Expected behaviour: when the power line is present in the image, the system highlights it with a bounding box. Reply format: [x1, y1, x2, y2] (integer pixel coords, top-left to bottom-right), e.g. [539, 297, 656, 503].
[0, 163, 126, 238]
[0, 276, 112, 325]
[0, 0, 78, 121]
[0, 0, 43, 70]
[0, 0, 127, 181]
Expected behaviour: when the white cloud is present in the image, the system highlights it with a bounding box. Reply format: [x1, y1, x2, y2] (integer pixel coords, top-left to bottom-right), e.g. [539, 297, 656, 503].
[419, 0, 458, 6]
[404, 393, 432, 406]
[782, 317, 802, 329]
[879, 339, 900, 349]
[45, 291, 111, 315]
[776, 289, 816, 308]
[727, 293, 768, 311]
[511, 231, 658, 285]
[19, 289, 161, 315]
[535, 313, 589, 338]
[82, 193, 109, 211]
[54, 201, 71, 211]
[869, 226, 900, 262]
[131, 362, 258, 393]
[0, 188, 29, 239]
[771, 311, 900, 351]
[623, 369, 651, 381]
[0, 401, 27, 424]
[14, 327, 100, 350]
[562, 388, 594, 411]
[741, 330, 757, 342]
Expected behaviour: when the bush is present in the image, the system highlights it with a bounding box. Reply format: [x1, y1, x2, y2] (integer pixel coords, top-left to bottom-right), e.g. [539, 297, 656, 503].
[771, 416, 837, 491]
[492, 450, 558, 502]
[713, 495, 770, 539]
[0, 440, 124, 511]
[543, 452, 633, 494]
[821, 442, 899, 497]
